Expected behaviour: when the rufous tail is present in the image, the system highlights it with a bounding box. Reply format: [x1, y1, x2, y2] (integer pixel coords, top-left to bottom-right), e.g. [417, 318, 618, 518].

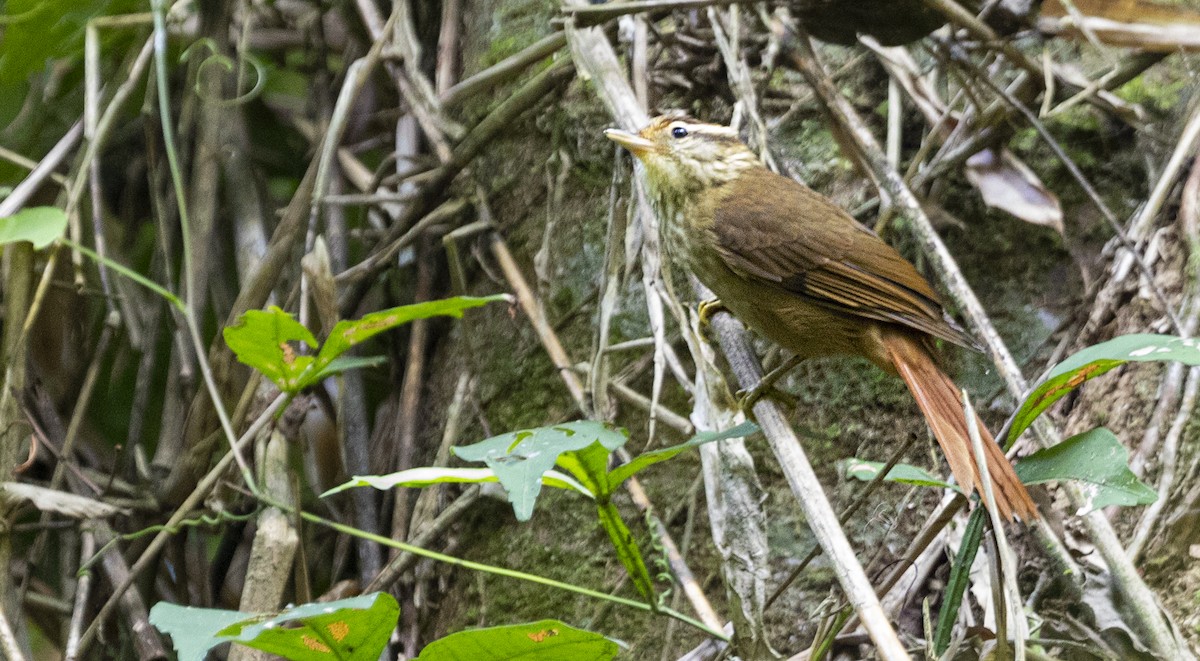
[882, 333, 1038, 521]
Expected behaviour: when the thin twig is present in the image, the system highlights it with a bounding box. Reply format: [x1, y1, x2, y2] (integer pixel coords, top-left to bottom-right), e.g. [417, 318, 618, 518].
[1128, 365, 1200, 562]
[0, 122, 82, 218]
[964, 392, 1025, 661]
[952, 53, 1186, 333]
[440, 32, 567, 107]
[75, 392, 287, 655]
[488, 219, 725, 632]
[565, 0, 764, 28]
[783, 25, 1190, 660]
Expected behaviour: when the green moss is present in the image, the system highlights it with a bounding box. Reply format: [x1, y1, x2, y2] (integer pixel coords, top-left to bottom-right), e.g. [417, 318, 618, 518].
[1116, 75, 1188, 114]
[481, 0, 557, 66]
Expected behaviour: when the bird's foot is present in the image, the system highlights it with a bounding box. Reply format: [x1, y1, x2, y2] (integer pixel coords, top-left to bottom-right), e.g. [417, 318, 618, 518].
[736, 355, 805, 414]
[736, 383, 793, 414]
[697, 298, 728, 327]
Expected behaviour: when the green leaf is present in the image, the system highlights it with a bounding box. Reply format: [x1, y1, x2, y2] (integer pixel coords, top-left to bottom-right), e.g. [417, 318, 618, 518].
[1, 0, 140, 84]
[452, 421, 627, 521]
[222, 306, 318, 393]
[607, 421, 759, 488]
[308, 355, 388, 382]
[1014, 427, 1156, 513]
[843, 458, 959, 491]
[150, 593, 399, 661]
[596, 502, 656, 604]
[555, 441, 615, 497]
[1010, 334, 1200, 442]
[148, 603, 247, 661]
[315, 296, 507, 367]
[0, 206, 68, 248]
[322, 467, 594, 499]
[223, 296, 505, 394]
[934, 507, 985, 656]
[217, 593, 398, 660]
[416, 619, 619, 660]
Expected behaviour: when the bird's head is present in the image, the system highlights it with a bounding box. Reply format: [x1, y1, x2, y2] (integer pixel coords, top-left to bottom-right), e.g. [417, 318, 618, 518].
[605, 114, 761, 191]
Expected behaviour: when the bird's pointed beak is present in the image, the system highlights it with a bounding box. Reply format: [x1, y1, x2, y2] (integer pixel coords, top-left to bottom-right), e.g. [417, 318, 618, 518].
[605, 128, 655, 157]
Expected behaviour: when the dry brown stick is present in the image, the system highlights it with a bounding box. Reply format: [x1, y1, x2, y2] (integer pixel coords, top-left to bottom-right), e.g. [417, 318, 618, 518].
[94, 523, 169, 660]
[490, 232, 589, 410]
[336, 58, 575, 310]
[919, 0, 1042, 82]
[0, 122, 82, 218]
[708, 7, 776, 170]
[17, 315, 119, 617]
[435, 0, 462, 95]
[572, 364, 695, 435]
[0, 146, 67, 186]
[682, 312, 771, 658]
[440, 33, 566, 107]
[787, 27, 1192, 661]
[229, 430, 299, 661]
[353, 0, 456, 161]
[764, 433, 919, 610]
[1128, 365, 1200, 562]
[366, 486, 482, 593]
[703, 299, 909, 660]
[75, 389, 286, 655]
[628, 477, 725, 631]
[589, 153, 627, 421]
[63, 532, 94, 661]
[565, 0, 764, 28]
[564, 6, 907, 656]
[158, 161, 317, 503]
[391, 238, 435, 542]
[489, 228, 726, 631]
[409, 373, 474, 539]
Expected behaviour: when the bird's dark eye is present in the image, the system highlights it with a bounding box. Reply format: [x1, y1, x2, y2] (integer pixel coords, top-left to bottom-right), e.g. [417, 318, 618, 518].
[671, 126, 689, 139]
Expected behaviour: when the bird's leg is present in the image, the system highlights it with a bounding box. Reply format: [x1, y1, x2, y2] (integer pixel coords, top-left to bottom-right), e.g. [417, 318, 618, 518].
[737, 354, 805, 413]
[697, 297, 728, 326]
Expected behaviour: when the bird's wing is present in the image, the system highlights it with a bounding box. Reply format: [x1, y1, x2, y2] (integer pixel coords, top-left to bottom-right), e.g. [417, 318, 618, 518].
[712, 171, 977, 348]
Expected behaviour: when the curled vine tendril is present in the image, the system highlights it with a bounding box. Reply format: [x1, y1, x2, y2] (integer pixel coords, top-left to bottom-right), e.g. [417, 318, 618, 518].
[180, 38, 266, 108]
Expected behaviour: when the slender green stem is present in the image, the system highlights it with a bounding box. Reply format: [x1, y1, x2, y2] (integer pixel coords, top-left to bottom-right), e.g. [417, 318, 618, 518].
[149, 0, 194, 313]
[60, 238, 183, 310]
[259, 495, 729, 641]
[60, 241, 259, 495]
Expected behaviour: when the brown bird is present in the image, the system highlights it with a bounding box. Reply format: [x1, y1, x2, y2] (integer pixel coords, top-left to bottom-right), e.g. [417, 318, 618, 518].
[606, 114, 1037, 521]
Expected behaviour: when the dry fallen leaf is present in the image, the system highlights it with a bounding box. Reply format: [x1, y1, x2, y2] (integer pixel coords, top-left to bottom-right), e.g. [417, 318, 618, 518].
[965, 148, 1065, 233]
[867, 40, 1065, 232]
[0, 482, 127, 519]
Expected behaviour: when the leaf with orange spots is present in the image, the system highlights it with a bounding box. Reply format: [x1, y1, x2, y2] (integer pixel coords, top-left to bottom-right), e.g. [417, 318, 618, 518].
[222, 306, 318, 393]
[416, 619, 618, 660]
[1008, 334, 1200, 444]
[223, 296, 506, 395]
[150, 592, 399, 661]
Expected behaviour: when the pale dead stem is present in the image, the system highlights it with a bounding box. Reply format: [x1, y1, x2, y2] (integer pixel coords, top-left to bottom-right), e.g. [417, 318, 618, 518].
[1127, 108, 1200, 562]
[782, 21, 1194, 661]
[964, 393, 1025, 661]
[565, 2, 909, 658]
[485, 202, 726, 634]
[75, 391, 287, 655]
[1, 0, 588, 656]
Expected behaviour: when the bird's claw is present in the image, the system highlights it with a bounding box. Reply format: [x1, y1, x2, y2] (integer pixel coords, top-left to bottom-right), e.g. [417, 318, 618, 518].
[697, 298, 728, 327]
[736, 354, 806, 414]
[736, 382, 793, 414]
